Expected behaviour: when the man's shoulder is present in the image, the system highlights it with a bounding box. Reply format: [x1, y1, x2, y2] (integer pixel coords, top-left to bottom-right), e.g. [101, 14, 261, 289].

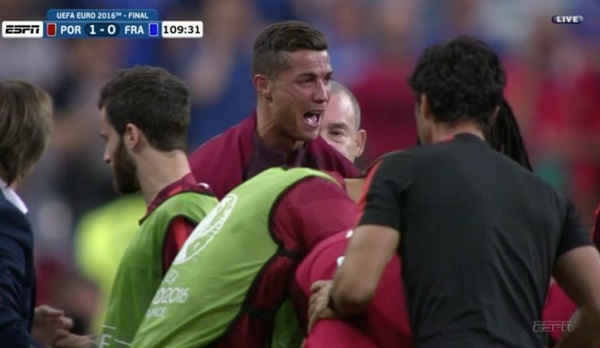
[189, 114, 254, 159]
[0, 198, 32, 254]
[0, 195, 30, 235]
[190, 123, 242, 159]
[370, 148, 419, 170]
[0, 193, 19, 213]
[188, 115, 255, 198]
[491, 151, 563, 202]
[155, 187, 218, 213]
[188, 134, 237, 198]
[374, 149, 411, 162]
[308, 137, 361, 178]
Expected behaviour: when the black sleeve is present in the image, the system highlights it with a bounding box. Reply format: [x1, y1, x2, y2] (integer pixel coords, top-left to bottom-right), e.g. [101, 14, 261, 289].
[556, 199, 594, 260]
[0, 233, 33, 348]
[358, 153, 414, 232]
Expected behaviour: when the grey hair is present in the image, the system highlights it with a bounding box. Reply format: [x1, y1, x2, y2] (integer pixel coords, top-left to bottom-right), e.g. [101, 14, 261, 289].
[329, 81, 361, 130]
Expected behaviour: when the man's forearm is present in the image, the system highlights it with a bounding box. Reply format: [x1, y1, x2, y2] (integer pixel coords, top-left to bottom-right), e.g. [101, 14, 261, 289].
[555, 308, 600, 348]
[330, 281, 373, 317]
[329, 225, 399, 317]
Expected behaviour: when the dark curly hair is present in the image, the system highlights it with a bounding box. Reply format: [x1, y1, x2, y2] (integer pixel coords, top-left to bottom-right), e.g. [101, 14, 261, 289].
[414, 99, 532, 172]
[408, 36, 506, 131]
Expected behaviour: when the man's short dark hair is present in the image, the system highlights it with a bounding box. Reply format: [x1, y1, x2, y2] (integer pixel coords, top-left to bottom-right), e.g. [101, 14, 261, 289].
[98, 66, 191, 151]
[0, 81, 53, 186]
[408, 36, 506, 130]
[252, 20, 328, 78]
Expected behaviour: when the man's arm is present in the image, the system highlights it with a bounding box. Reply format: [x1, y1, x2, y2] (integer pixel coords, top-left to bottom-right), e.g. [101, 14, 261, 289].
[553, 246, 600, 348]
[592, 204, 600, 248]
[308, 227, 400, 330]
[553, 200, 600, 348]
[330, 224, 399, 314]
[0, 235, 34, 347]
[309, 155, 410, 329]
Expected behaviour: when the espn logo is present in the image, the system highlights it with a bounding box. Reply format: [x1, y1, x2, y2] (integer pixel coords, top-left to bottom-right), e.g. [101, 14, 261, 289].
[2, 21, 44, 38]
[532, 321, 573, 333]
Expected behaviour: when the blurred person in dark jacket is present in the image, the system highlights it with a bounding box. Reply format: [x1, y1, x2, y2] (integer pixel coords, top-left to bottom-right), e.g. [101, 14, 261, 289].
[0, 80, 73, 347]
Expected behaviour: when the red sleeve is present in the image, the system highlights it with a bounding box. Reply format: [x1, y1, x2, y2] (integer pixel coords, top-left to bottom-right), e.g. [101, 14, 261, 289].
[310, 136, 362, 178]
[542, 283, 578, 343]
[305, 321, 380, 348]
[358, 160, 383, 213]
[162, 217, 196, 274]
[593, 203, 600, 248]
[188, 114, 255, 200]
[272, 177, 358, 255]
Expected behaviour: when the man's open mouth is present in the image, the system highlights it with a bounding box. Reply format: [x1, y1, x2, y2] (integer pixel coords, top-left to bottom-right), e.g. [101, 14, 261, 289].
[303, 111, 323, 127]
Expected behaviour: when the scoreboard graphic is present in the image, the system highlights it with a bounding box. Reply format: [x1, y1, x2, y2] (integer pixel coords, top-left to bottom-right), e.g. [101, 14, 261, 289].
[1, 9, 203, 39]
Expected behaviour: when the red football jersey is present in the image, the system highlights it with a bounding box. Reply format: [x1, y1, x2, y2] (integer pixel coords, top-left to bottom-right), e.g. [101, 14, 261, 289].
[292, 231, 412, 347]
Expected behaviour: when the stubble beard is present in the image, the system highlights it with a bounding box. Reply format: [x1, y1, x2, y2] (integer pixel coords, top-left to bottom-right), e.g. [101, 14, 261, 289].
[112, 140, 140, 194]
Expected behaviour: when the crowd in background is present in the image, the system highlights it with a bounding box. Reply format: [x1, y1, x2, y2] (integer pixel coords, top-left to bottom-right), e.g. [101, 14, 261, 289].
[0, 0, 599, 335]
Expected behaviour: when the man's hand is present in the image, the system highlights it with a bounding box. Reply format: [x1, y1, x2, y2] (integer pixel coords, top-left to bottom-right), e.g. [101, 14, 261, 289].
[52, 333, 96, 348]
[31, 305, 73, 347]
[308, 280, 337, 332]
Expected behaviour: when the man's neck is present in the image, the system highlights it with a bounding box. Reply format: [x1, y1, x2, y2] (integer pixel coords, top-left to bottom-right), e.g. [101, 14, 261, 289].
[136, 150, 191, 205]
[255, 105, 304, 152]
[430, 121, 485, 143]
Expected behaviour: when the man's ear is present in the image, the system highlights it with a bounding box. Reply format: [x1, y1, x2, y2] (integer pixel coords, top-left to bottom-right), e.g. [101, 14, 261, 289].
[492, 105, 500, 121]
[355, 129, 367, 158]
[419, 94, 432, 121]
[253, 74, 273, 101]
[123, 123, 141, 151]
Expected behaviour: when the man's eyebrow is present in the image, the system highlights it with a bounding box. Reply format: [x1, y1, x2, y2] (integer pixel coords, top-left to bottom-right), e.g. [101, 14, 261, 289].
[296, 70, 333, 79]
[296, 71, 317, 77]
[329, 122, 349, 130]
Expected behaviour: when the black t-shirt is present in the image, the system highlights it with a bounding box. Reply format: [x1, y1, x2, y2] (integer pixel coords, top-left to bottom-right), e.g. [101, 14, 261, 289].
[359, 133, 593, 348]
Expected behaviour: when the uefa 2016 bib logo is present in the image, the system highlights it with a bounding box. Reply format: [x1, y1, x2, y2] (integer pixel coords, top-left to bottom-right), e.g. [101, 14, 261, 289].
[173, 194, 238, 264]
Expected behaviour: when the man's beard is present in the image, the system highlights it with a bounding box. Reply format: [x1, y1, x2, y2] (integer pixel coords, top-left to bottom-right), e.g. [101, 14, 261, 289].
[112, 140, 140, 194]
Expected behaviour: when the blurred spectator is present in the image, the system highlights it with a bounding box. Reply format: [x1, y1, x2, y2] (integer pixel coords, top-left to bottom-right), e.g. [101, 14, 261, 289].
[47, 272, 101, 335]
[179, 0, 261, 149]
[513, 12, 600, 228]
[21, 39, 125, 263]
[252, 0, 294, 22]
[19, 38, 126, 318]
[0, 0, 65, 92]
[349, 0, 420, 168]
[73, 193, 146, 333]
[310, 0, 375, 87]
